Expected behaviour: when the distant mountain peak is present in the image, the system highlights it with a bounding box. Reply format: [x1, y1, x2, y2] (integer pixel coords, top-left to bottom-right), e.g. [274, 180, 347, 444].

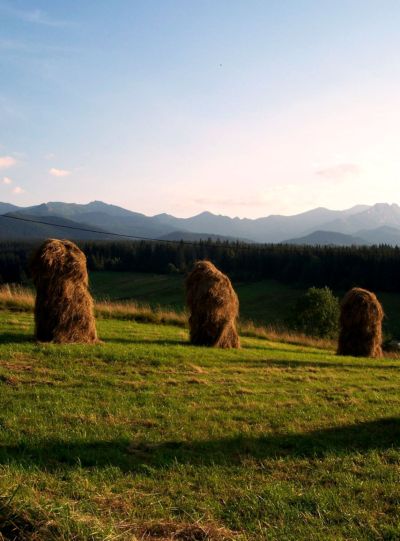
[193, 210, 216, 218]
[1, 200, 400, 244]
[368, 202, 400, 211]
[0, 202, 20, 215]
[87, 200, 111, 208]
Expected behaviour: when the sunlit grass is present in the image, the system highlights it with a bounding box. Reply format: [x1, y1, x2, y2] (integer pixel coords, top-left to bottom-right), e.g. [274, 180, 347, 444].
[0, 284, 334, 350]
[0, 307, 399, 539]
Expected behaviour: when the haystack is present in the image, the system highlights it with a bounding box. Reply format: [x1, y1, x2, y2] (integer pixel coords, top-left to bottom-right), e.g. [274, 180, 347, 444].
[337, 287, 383, 357]
[30, 238, 98, 343]
[185, 260, 240, 348]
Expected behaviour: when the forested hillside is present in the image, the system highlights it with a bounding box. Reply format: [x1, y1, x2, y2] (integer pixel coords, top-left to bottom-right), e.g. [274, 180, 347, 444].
[1, 240, 400, 293]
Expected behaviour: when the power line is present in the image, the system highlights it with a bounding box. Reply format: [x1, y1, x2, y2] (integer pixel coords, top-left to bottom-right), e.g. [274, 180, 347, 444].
[0, 213, 258, 249]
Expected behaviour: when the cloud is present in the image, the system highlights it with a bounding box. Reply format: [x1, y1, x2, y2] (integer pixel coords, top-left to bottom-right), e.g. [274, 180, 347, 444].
[12, 186, 24, 194]
[194, 197, 266, 208]
[49, 167, 71, 177]
[2, 176, 12, 184]
[0, 156, 16, 169]
[0, 38, 78, 55]
[316, 163, 362, 180]
[0, 4, 74, 27]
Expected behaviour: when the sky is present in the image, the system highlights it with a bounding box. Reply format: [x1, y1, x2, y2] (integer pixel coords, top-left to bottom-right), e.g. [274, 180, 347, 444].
[1, 0, 400, 218]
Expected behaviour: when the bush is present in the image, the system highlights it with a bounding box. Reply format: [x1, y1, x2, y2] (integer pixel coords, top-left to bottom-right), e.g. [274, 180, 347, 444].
[291, 286, 339, 338]
[166, 262, 180, 274]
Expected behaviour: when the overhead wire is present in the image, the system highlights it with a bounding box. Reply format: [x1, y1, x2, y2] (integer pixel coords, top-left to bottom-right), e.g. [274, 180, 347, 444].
[0, 213, 262, 249]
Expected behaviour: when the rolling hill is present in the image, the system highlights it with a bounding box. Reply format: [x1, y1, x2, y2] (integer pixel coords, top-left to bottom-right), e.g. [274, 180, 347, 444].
[0, 212, 112, 240]
[284, 230, 366, 246]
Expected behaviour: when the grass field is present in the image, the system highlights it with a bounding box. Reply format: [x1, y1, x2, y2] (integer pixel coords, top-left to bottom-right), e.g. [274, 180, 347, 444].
[0, 306, 400, 540]
[88, 272, 305, 327]
[89, 272, 186, 311]
[89, 271, 400, 338]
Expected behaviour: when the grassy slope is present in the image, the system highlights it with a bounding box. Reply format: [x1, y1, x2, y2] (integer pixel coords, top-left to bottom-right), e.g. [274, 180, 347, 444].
[89, 273, 307, 327]
[89, 271, 400, 337]
[0, 310, 400, 540]
[89, 272, 186, 310]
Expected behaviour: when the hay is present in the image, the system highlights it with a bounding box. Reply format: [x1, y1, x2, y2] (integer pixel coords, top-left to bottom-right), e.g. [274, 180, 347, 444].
[185, 260, 240, 348]
[337, 287, 383, 358]
[30, 238, 98, 343]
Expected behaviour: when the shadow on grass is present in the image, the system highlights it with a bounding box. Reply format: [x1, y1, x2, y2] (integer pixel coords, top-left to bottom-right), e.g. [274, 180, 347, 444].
[0, 333, 35, 344]
[0, 417, 399, 473]
[236, 357, 400, 370]
[0, 500, 39, 541]
[105, 338, 189, 346]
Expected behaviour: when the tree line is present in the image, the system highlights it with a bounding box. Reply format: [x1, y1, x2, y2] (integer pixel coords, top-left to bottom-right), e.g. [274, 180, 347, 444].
[1, 239, 400, 292]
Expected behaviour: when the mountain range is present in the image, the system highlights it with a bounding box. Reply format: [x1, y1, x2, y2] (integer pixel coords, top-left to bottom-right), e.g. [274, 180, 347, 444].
[2, 200, 400, 245]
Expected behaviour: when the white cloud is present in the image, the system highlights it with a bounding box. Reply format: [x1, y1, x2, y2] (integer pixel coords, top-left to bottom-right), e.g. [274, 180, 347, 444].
[2, 176, 12, 184]
[0, 39, 78, 55]
[12, 186, 25, 194]
[316, 163, 362, 181]
[0, 156, 16, 169]
[49, 167, 71, 177]
[0, 5, 74, 27]
[194, 196, 266, 208]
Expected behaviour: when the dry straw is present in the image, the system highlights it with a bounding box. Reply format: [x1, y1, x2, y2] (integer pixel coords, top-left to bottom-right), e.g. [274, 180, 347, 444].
[30, 238, 98, 343]
[185, 260, 240, 348]
[337, 287, 383, 358]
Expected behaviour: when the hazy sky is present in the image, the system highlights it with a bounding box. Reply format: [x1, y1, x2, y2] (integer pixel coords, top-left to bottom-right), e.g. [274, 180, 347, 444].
[1, 1, 400, 218]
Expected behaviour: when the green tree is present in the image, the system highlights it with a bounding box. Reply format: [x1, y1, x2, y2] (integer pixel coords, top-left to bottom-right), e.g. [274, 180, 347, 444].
[292, 286, 339, 338]
[166, 262, 179, 274]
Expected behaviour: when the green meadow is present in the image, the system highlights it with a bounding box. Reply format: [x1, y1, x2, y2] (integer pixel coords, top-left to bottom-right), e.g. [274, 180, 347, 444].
[0, 305, 400, 540]
[89, 271, 400, 338]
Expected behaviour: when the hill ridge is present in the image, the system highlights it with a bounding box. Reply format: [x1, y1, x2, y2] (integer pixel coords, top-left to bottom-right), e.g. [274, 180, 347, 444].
[2, 200, 400, 244]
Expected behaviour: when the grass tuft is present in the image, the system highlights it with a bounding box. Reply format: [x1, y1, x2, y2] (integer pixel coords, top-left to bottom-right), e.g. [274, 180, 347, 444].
[0, 284, 34, 312]
[239, 320, 335, 350]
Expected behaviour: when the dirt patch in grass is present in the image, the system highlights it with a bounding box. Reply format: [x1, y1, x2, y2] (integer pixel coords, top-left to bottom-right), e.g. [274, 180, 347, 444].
[134, 418, 159, 428]
[0, 373, 59, 387]
[0, 374, 19, 386]
[186, 378, 207, 385]
[189, 364, 208, 374]
[0, 363, 32, 373]
[135, 520, 237, 540]
[235, 388, 254, 395]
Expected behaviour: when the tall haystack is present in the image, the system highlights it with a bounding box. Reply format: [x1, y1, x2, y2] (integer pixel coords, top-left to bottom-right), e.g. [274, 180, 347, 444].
[185, 260, 240, 348]
[337, 287, 383, 357]
[30, 238, 98, 343]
